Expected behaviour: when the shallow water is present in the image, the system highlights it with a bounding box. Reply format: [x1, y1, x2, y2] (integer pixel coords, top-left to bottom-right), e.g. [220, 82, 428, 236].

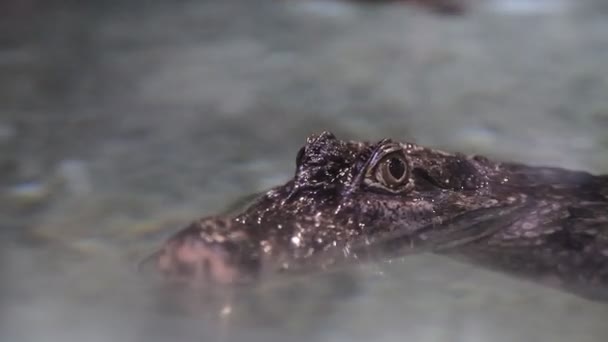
[2, 0, 608, 341]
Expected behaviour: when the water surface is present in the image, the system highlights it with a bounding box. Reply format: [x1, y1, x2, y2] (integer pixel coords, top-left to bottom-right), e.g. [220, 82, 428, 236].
[2, 1, 608, 341]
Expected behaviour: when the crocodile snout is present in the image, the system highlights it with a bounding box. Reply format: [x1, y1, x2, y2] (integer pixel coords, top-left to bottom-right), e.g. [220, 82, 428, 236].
[146, 218, 259, 287]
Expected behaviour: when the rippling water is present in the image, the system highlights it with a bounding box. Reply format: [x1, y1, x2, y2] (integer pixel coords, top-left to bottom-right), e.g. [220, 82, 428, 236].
[2, 0, 608, 341]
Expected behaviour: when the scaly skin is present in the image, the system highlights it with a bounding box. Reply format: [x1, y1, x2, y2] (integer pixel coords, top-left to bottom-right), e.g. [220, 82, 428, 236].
[150, 132, 608, 300]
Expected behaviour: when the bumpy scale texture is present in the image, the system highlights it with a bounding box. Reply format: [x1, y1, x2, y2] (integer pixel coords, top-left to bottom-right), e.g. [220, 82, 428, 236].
[151, 132, 608, 300]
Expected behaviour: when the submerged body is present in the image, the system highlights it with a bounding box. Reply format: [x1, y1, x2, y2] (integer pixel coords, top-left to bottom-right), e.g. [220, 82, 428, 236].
[152, 132, 608, 300]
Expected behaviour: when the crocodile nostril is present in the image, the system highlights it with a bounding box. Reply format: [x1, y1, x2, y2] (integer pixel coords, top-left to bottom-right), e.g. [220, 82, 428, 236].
[175, 258, 196, 278]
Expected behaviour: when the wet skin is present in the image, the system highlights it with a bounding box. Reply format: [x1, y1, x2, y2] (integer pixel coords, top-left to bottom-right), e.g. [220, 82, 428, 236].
[151, 132, 608, 300]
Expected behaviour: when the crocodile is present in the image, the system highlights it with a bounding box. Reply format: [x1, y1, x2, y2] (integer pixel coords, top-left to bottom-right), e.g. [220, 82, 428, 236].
[149, 132, 608, 300]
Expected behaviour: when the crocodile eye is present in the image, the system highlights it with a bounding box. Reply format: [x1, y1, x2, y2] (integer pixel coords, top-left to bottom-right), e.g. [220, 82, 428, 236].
[376, 152, 409, 188]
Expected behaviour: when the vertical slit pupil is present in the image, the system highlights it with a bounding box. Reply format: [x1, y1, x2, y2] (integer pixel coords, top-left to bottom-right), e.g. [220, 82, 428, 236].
[388, 157, 406, 180]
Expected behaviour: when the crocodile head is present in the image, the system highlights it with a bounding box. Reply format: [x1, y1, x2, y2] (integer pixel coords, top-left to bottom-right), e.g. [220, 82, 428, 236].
[149, 132, 528, 287]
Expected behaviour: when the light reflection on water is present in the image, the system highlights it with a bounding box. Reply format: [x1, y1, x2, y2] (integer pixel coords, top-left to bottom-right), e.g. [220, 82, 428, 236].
[2, 0, 608, 341]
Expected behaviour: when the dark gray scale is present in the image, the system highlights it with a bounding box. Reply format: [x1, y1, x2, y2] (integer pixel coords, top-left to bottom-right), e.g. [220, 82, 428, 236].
[146, 132, 608, 301]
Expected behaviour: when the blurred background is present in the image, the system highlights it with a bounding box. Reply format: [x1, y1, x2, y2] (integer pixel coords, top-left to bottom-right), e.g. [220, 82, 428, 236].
[2, 0, 608, 341]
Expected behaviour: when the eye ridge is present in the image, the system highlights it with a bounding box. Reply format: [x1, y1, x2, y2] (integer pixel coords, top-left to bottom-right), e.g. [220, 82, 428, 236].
[295, 147, 306, 167]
